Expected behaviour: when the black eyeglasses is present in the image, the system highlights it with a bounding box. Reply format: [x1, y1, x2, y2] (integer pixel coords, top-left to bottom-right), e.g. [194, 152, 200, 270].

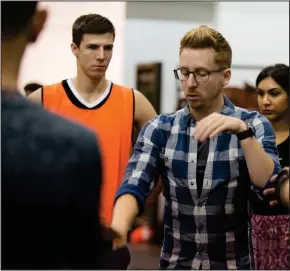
[173, 67, 226, 83]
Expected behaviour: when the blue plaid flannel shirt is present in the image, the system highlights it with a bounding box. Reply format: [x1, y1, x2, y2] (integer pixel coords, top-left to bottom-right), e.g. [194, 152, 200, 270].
[115, 96, 280, 269]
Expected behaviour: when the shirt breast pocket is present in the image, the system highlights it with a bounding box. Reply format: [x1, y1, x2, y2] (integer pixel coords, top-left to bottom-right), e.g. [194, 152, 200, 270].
[163, 150, 188, 180]
[214, 150, 240, 186]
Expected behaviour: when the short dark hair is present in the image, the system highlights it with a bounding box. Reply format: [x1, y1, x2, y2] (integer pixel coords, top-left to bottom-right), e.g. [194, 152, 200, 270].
[24, 82, 43, 93]
[72, 14, 115, 47]
[256, 64, 289, 96]
[2, 1, 38, 39]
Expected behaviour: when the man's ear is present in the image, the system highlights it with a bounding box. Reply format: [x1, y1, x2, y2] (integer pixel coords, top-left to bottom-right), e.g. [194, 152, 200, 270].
[71, 42, 79, 57]
[222, 68, 231, 87]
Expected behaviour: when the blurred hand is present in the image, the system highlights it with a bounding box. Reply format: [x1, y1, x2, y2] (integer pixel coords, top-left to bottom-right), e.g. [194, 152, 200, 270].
[263, 167, 289, 206]
[113, 236, 127, 250]
[111, 228, 128, 250]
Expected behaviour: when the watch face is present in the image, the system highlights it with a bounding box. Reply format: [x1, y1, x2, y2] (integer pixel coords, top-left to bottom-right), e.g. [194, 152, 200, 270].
[247, 122, 252, 129]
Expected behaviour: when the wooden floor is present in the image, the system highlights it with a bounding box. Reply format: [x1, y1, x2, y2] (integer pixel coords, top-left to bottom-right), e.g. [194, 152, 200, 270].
[128, 244, 161, 269]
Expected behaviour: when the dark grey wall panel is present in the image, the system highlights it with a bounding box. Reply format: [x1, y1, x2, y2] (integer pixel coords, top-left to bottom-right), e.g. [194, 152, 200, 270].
[126, 2, 216, 23]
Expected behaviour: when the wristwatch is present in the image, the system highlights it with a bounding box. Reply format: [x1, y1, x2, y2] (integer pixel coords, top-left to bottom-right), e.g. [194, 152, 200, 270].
[236, 122, 254, 141]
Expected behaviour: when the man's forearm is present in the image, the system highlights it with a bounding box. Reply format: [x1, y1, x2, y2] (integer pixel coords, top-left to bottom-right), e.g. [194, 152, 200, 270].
[240, 137, 275, 187]
[111, 194, 139, 235]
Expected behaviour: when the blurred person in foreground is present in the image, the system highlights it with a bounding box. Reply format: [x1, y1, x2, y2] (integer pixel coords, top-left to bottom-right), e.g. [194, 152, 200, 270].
[2, 1, 104, 269]
[111, 26, 281, 269]
[250, 64, 289, 269]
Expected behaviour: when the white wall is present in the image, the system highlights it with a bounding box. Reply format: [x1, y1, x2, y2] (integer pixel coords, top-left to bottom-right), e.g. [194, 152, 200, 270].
[124, 2, 215, 114]
[229, 67, 262, 88]
[19, 2, 126, 89]
[215, 2, 289, 87]
[124, 3, 289, 110]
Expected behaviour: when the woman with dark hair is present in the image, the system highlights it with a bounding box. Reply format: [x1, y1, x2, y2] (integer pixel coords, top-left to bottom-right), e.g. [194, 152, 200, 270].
[251, 63, 289, 269]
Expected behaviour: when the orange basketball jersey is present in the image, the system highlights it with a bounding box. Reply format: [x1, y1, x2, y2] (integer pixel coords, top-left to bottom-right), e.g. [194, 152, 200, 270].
[43, 79, 134, 225]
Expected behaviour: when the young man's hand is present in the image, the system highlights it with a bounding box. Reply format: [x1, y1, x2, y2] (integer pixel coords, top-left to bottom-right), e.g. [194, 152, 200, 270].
[263, 167, 289, 206]
[113, 234, 128, 250]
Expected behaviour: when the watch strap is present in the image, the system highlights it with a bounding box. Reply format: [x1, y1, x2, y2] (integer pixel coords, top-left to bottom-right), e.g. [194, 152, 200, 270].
[237, 122, 254, 141]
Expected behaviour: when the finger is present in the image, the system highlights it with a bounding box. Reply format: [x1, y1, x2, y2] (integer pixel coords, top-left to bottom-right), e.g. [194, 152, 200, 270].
[195, 118, 210, 139]
[263, 188, 275, 196]
[208, 123, 229, 139]
[113, 238, 126, 250]
[195, 113, 220, 132]
[269, 200, 278, 206]
[195, 115, 223, 141]
[269, 174, 278, 182]
[199, 119, 224, 142]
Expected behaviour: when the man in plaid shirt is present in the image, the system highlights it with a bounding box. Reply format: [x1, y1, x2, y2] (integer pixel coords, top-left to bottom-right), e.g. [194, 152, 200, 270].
[111, 26, 281, 269]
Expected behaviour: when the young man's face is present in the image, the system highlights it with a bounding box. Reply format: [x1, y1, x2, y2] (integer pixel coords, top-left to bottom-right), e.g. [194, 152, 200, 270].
[71, 33, 114, 80]
[179, 48, 231, 111]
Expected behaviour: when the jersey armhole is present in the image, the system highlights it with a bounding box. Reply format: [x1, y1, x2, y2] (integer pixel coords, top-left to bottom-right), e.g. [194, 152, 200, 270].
[131, 88, 135, 147]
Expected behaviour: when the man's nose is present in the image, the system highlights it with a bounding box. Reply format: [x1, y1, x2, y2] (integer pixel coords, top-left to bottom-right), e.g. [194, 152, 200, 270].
[186, 73, 198, 88]
[97, 47, 105, 60]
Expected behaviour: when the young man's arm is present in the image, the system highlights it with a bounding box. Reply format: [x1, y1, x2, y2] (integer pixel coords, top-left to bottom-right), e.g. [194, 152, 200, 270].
[27, 88, 42, 104]
[111, 117, 163, 249]
[133, 89, 163, 205]
[133, 89, 157, 129]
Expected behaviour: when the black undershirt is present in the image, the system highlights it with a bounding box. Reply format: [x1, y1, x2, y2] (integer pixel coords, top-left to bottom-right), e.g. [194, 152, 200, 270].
[277, 137, 289, 168]
[196, 140, 210, 197]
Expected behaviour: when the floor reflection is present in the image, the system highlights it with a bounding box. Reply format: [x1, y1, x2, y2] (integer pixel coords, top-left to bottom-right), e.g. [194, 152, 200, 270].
[128, 244, 161, 269]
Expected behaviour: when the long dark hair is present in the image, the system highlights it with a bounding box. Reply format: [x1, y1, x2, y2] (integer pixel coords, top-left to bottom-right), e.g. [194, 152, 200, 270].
[256, 64, 289, 96]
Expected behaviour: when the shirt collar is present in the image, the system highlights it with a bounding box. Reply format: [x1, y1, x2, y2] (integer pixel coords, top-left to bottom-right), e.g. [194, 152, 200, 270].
[180, 95, 236, 131]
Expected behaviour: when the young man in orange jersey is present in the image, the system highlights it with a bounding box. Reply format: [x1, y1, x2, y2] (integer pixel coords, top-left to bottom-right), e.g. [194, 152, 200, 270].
[28, 14, 159, 228]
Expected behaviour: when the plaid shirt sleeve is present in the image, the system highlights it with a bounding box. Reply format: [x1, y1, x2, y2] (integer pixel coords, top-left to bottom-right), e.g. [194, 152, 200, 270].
[248, 112, 281, 188]
[115, 117, 162, 215]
